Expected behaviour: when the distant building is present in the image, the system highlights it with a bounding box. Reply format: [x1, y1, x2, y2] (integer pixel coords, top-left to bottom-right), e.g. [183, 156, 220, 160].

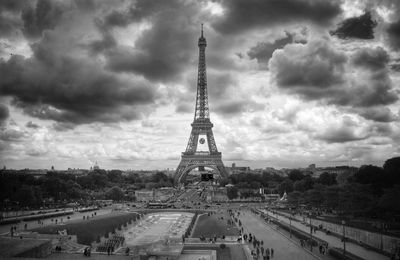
[93, 162, 100, 171]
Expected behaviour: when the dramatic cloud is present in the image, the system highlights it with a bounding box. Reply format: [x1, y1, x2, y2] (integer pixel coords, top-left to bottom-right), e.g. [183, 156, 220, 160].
[0, 104, 9, 124]
[352, 47, 389, 70]
[0, 0, 399, 169]
[25, 121, 40, 129]
[317, 117, 369, 143]
[387, 19, 400, 50]
[213, 0, 341, 34]
[0, 32, 156, 125]
[330, 12, 377, 39]
[356, 107, 398, 123]
[247, 32, 295, 66]
[105, 2, 198, 82]
[21, 0, 65, 39]
[269, 40, 347, 90]
[269, 41, 398, 110]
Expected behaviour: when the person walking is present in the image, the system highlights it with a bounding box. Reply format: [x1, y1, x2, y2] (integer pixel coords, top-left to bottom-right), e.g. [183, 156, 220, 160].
[270, 248, 274, 258]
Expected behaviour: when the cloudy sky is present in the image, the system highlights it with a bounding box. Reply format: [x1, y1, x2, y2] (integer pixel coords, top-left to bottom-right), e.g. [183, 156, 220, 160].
[0, 0, 399, 170]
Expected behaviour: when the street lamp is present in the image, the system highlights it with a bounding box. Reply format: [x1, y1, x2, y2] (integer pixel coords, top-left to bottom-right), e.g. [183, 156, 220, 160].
[309, 214, 313, 252]
[342, 220, 346, 255]
[289, 213, 292, 238]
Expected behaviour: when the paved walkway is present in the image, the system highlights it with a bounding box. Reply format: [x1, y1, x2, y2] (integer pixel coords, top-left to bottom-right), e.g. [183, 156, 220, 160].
[238, 210, 320, 260]
[261, 209, 389, 260]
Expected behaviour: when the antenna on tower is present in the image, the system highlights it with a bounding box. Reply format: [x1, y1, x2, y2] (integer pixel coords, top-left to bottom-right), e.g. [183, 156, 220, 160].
[201, 23, 204, 37]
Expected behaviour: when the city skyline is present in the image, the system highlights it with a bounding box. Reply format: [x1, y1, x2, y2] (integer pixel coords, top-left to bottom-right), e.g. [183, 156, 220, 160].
[1, 0, 400, 170]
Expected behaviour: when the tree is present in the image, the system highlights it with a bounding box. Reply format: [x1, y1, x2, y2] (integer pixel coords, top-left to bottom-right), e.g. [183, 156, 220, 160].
[108, 170, 123, 183]
[384, 157, 400, 185]
[378, 185, 400, 213]
[287, 191, 303, 207]
[323, 185, 339, 209]
[293, 176, 314, 192]
[288, 170, 305, 182]
[105, 186, 124, 201]
[317, 172, 337, 186]
[226, 187, 239, 200]
[353, 165, 389, 196]
[278, 179, 293, 195]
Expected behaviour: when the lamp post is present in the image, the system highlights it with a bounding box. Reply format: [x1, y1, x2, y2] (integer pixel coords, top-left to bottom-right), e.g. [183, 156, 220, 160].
[289, 213, 292, 238]
[309, 214, 313, 252]
[342, 220, 346, 255]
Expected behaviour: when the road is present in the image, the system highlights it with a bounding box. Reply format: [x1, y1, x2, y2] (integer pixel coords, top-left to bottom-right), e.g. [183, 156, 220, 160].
[261, 209, 388, 260]
[238, 209, 320, 260]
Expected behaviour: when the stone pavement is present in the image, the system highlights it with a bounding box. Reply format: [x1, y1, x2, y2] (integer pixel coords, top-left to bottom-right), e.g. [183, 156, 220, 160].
[238, 210, 320, 260]
[261, 209, 388, 260]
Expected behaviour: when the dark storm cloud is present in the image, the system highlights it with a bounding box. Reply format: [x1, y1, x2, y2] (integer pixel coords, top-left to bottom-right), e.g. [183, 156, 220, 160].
[103, 0, 182, 29]
[317, 127, 368, 143]
[270, 41, 398, 110]
[387, 19, 400, 50]
[25, 121, 40, 129]
[106, 9, 197, 82]
[356, 107, 397, 123]
[247, 33, 294, 65]
[0, 32, 156, 125]
[0, 128, 25, 141]
[0, 0, 27, 12]
[352, 47, 389, 70]
[52, 122, 75, 132]
[0, 104, 9, 124]
[21, 0, 64, 39]
[0, 12, 22, 37]
[213, 0, 341, 34]
[88, 29, 116, 54]
[330, 12, 377, 40]
[270, 41, 347, 89]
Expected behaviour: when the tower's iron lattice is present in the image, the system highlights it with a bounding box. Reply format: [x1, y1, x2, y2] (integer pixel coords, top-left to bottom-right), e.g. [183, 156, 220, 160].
[174, 25, 228, 184]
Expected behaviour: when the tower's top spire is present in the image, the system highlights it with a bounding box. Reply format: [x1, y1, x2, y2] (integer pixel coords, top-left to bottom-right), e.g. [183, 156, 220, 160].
[198, 23, 207, 47]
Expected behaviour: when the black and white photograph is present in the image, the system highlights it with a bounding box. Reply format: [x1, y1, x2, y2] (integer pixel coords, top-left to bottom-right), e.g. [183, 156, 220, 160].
[0, 0, 399, 259]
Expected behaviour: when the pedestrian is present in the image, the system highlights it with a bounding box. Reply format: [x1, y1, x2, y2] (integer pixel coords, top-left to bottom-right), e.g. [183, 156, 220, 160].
[261, 246, 264, 256]
[271, 248, 274, 258]
[107, 247, 110, 255]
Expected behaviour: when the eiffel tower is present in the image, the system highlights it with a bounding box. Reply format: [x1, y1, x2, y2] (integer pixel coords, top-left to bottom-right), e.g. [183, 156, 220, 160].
[175, 25, 228, 184]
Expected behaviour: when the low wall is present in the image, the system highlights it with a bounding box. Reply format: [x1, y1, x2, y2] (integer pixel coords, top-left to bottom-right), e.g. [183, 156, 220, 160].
[310, 217, 400, 254]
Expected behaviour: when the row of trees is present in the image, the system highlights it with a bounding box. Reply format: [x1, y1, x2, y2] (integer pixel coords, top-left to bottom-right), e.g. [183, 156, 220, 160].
[0, 170, 173, 209]
[225, 157, 400, 219]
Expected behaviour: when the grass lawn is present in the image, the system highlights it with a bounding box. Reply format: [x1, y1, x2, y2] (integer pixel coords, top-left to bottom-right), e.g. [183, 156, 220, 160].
[183, 244, 246, 260]
[31, 212, 138, 245]
[191, 211, 239, 238]
[184, 245, 231, 260]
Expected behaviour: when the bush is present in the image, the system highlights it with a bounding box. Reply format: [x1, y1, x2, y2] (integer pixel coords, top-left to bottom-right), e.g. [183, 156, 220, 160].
[220, 243, 226, 249]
